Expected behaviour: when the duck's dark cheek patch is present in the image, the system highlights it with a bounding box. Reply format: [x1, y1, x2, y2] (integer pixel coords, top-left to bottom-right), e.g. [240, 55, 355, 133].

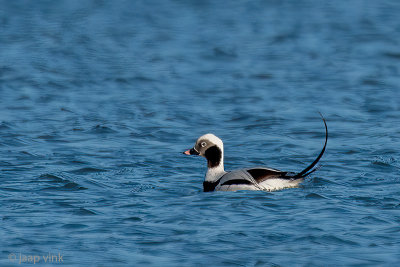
[205, 145, 221, 168]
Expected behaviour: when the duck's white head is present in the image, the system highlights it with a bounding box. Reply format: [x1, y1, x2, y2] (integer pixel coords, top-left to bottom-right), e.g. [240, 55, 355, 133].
[183, 133, 224, 169]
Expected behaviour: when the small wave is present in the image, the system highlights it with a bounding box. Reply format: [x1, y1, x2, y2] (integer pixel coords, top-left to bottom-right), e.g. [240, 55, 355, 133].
[89, 125, 117, 134]
[0, 121, 13, 129]
[41, 182, 87, 191]
[371, 156, 398, 168]
[123, 216, 142, 222]
[38, 174, 67, 183]
[382, 51, 400, 59]
[305, 193, 327, 199]
[68, 167, 108, 175]
[62, 223, 88, 229]
[130, 184, 155, 193]
[73, 208, 97, 216]
[360, 215, 389, 225]
[250, 73, 273, 80]
[38, 173, 87, 191]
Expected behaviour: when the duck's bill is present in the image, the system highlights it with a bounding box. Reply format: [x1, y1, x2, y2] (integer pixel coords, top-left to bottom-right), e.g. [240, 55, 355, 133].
[183, 148, 199, 155]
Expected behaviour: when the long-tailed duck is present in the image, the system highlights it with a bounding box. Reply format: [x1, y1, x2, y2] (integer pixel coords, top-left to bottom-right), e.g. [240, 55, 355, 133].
[183, 116, 328, 192]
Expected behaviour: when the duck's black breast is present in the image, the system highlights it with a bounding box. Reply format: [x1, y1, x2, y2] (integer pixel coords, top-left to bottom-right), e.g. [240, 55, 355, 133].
[203, 180, 220, 192]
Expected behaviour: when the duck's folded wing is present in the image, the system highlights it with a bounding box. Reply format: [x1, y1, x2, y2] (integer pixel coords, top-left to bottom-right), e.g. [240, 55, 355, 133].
[245, 167, 296, 183]
[218, 167, 299, 188]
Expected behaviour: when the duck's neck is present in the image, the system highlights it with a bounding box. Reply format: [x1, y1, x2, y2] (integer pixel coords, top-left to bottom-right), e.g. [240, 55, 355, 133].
[204, 145, 226, 182]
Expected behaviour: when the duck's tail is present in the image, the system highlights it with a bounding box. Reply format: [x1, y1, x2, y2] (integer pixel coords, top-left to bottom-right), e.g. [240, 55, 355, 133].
[292, 113, 328, 179]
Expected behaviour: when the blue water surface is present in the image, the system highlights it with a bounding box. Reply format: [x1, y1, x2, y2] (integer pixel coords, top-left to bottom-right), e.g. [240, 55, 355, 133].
[1, 0, 400, 266]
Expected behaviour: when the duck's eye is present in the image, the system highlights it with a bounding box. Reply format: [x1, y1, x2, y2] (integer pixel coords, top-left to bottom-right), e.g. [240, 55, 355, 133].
[200, 142, 207, 147]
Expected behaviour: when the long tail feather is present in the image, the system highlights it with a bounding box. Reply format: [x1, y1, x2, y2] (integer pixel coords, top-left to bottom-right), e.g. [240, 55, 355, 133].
[293, 113, 328, 178]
